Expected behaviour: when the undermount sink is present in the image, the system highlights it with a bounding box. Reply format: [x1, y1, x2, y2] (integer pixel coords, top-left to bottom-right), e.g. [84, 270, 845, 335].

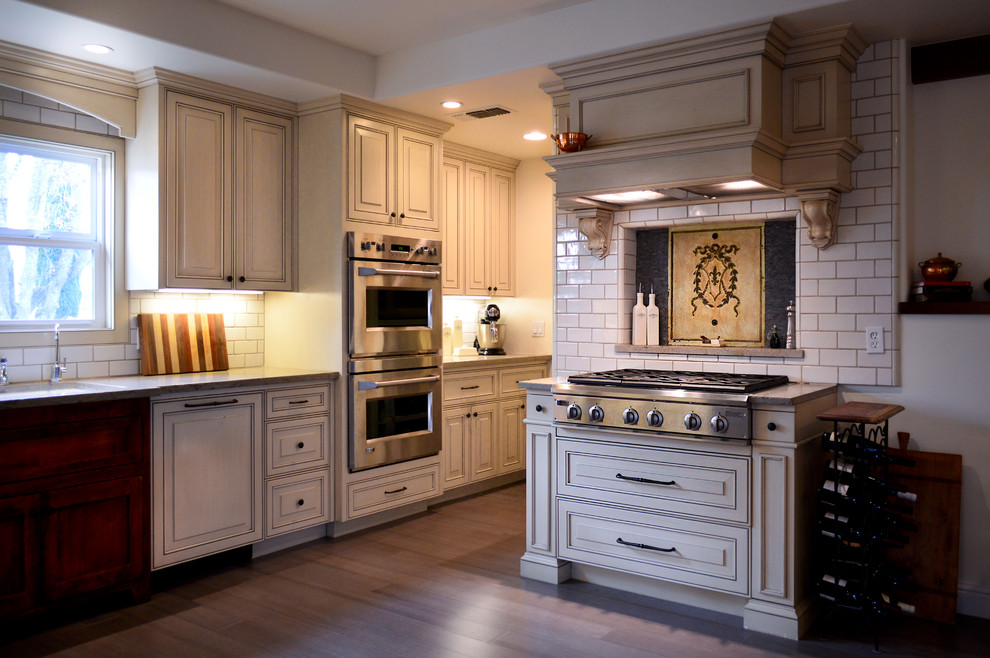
[0, 380, 126, 400]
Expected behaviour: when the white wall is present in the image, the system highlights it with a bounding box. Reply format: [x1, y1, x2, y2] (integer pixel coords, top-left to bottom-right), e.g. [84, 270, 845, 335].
[845, 72, 990, 618]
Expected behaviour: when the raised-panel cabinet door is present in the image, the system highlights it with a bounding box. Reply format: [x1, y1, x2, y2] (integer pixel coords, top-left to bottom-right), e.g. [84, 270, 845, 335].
[464, 163, 490, 295]
[441, 158, 464, 293]
[166, 91, 233, 289]
[235, 108, 293, 291]
[470, 402, 498, 481]
[490, 168, 515, 297]
[499, 398, 526, 474]
[154, 394, 263, 569]
[397, 128, 440, 230]
[441, 406, 471, 488]
[42, 476, 144, 601]
[0, 494, 40, 615]
[347, 116, 394, 224]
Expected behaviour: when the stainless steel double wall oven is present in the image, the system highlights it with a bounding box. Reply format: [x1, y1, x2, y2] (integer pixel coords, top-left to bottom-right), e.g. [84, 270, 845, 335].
[347, 233, 443, 472]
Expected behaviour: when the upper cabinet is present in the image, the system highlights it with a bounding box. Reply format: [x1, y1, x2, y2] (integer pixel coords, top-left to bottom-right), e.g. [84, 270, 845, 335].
[347, 115, 441, 231]
[442, 143, 519, 297]
[126, 72, 295, 291]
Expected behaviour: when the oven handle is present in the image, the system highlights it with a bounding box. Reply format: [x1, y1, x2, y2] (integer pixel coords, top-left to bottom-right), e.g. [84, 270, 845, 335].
[358, 375, 441, 390]
[358, 266, 440, 279]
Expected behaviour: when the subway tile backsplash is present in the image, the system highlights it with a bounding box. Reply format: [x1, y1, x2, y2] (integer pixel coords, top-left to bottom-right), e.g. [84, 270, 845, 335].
[553, 41, 901, 386]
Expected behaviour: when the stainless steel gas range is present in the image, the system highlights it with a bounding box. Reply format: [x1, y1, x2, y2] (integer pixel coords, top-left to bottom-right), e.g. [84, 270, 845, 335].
[552, 369, 790, 443]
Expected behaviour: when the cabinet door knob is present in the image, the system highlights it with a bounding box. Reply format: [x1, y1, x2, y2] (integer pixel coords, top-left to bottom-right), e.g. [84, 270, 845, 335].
[390, 212, 396, 218]
[226, 275, 233, 282]
[239, 276, 246, 283]
[399, 213, 405, 219]
[473, 412, 478, 417]
[297, 442, 305, 449]
[767, 422, 777, 431]
[535, 404, 543, 412]
[297, 499, 305, 506]
[466, 413, 471, 418]
[520, 403, 525, 409]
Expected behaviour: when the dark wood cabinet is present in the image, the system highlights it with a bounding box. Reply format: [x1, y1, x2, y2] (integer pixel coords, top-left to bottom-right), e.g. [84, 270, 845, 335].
[0, 398, 150, 619]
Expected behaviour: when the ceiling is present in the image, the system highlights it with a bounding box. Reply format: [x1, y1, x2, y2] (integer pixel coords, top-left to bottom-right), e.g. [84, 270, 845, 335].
[2, 0, 990, 161]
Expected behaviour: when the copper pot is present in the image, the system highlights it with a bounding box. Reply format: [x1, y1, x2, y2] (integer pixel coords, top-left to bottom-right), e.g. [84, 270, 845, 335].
[918, 252, 962, 281]
[551, 132, 591, 153]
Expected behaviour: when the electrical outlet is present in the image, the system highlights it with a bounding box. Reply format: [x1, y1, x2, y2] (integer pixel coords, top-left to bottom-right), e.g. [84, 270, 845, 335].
[531, 321, 545, 337]
[866, 327, 884, 354]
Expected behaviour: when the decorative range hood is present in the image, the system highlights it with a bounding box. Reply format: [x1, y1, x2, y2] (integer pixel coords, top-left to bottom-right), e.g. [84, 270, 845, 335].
[542, 20, 866, 252]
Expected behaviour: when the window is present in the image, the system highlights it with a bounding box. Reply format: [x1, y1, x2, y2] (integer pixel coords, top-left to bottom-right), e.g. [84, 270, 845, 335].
[0, 135, 113, 330]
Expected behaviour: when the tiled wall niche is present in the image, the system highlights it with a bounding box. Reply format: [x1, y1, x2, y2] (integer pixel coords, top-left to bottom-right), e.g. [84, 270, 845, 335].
[554, 41, 901, 386]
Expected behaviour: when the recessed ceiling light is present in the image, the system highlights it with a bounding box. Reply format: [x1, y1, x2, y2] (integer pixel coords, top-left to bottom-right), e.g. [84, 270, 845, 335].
[82, 44, 114, 55]
[523, 132, 547, 141]
[719, 179, 767, 191]
[441, 100, 462, 109]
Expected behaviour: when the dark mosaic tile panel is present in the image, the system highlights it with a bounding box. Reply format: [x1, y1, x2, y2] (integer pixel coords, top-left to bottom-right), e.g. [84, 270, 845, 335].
[636, 228, 669, 345]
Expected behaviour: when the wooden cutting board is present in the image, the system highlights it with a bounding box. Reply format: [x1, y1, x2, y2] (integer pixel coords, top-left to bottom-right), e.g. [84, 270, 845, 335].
[137, 313, 229, 375]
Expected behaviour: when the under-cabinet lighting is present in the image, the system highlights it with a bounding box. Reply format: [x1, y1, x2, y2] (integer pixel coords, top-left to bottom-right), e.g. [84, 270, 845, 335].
[589, 190, 669, 204]
[82, 43, 114, 55]
[718, 179, 768, 191]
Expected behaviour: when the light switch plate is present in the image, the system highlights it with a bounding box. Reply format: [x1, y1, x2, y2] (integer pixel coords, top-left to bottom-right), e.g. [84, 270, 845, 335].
[532, 321, 545, 337]
[866, 327, 884, 354]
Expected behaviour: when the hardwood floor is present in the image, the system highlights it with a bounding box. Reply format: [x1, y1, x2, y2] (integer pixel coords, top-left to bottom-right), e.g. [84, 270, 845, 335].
[4, 482, 989, 657]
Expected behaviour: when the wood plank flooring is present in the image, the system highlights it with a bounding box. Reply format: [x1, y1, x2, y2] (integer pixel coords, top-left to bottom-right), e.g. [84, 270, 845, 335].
[4, 482, 989, 657]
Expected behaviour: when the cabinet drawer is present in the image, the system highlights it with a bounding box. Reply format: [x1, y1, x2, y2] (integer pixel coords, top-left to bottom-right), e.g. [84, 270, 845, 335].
[265, 470, 330, 537]
[266, 384, 330, 419]
[346, 464, 440, 519]
[558, 499, 749, 595]
[266, 416, 329, 476]
[557, 439, 749, 524]
[442, 371, 495, 404]
[499, 365, 547, 395]
[526, 392, 552, 423]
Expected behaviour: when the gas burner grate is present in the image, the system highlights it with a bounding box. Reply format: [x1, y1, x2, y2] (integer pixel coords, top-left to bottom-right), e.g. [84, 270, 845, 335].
[567, 369, 789, 393]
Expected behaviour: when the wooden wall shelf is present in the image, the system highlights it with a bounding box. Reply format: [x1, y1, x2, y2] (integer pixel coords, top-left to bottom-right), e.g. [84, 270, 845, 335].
[616, 344, 804, 358]
[899, 301, 990, 315]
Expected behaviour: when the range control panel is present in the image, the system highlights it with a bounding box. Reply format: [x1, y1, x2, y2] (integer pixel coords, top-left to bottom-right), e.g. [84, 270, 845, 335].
[552, 395, 751, 441]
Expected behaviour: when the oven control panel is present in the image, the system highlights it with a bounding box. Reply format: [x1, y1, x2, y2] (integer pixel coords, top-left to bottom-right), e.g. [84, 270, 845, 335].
[348, 232, 441, 264]
[553, 395, 751, 441]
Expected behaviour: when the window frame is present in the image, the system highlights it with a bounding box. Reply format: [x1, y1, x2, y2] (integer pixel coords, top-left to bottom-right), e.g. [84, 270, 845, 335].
[0, 117, 127, 346]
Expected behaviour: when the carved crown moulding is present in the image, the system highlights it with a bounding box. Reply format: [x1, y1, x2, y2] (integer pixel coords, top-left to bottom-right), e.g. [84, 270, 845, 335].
[544, 19, 866, 251]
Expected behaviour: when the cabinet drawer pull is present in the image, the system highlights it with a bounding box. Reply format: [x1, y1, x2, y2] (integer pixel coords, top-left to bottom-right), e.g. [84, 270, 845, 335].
[296, 442, 305, 449]
[767, 422, 777, 431]
[297, 499, 305, 506]
[384, 486, 408, 495]
[288, 399, 310, 405]
[616, 537, 676, 553]
[460, 385, 480, 390]
[535, 404, 543, 412]
[615, 473, 675, 486]
[184, 398, 239, 408]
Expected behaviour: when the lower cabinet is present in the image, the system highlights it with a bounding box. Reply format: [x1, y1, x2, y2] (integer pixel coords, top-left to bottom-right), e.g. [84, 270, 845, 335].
[153, 393, 264, 569]
[0, 398, 150, 618]
[442, 401, 497, 488]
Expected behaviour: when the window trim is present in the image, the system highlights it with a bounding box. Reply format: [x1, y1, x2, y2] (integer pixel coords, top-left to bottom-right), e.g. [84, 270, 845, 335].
[0, 117, 128, 347]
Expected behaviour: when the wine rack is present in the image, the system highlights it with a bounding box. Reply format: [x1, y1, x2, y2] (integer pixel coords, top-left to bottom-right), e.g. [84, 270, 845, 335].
[815, 402, 916, 653]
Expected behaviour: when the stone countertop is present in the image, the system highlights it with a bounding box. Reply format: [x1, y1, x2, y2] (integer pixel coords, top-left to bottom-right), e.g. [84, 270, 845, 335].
[443, 353, 551, 370]
[0, 367, 339, 409]
[517, 377, 558, 392]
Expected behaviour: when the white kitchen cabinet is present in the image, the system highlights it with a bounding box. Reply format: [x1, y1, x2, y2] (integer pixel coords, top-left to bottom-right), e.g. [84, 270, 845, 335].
[442, 143, 518, 296]
[126, 75, 294, 291]
[347, 114, 440, 231]
[152, 391, 264, 569]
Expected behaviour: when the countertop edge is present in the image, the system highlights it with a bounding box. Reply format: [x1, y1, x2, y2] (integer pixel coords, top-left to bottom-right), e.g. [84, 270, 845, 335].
[443, 354, 552, 370]
[518, 377, 556, 392]
[750, 383, 838, 405]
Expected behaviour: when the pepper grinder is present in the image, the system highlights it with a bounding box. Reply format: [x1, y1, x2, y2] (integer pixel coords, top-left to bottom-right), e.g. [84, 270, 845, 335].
[785, 300, 795, 349]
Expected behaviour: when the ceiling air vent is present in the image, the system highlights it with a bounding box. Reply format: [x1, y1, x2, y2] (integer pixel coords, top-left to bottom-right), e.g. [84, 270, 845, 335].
[450, 106, 512, 121]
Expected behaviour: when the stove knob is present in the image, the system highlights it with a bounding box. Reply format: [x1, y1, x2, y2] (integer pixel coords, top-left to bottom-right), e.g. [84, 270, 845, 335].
[684, 412, 702, 431]
[646, 409, 664, 427]
[710, 414, 729, 434]
[588, 405, 605, 423]
[622, 408, 639, 425]
[566, 403, 582, 420]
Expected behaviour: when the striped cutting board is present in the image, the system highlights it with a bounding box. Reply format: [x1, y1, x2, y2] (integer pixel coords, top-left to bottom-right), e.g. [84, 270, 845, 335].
[137, 313, 229, 375]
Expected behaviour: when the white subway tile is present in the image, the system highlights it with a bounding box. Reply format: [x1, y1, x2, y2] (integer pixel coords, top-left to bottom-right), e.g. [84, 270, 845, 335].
[820, 349, 857, 367]
[837, 296, 875, 314]
[801, 296, 837, 313]
[839, 367, 877, 385]
[801, 262, 837, 280]
[802, 366, 838, 383]
[818, 313, 856, 331]
[800, 331, 838, 349]
[109, 360, 140, 377]
[856, 278, 892, 296]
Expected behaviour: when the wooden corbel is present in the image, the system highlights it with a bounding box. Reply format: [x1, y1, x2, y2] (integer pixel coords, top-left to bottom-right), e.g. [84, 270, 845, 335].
[798, 190, 841, 249]
[574, 208, 614, 259]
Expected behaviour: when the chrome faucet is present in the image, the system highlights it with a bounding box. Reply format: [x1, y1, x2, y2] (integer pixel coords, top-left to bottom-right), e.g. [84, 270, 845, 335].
[1, 357, 8, 386]
[51, 323, 67, 383]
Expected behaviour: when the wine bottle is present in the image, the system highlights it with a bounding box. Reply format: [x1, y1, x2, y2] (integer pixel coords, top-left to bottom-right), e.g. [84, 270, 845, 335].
[821, 468, 919, 503]
[821, 431, 916, 467]
[819, 513, 910, 546]
[822, 508, 918, 535]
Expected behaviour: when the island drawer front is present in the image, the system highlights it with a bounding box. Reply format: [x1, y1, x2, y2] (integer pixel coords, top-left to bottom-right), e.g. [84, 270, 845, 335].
[499, 365, 548, 395]
[266, 416, 330, 476]
[266, 470, 330, 537]
[558, 499, 749, 594]
[557, 439, 749, 524]
[442, 372, 496, 404]
[346, 463, 440, 519]
[266, 384, 331, 419]
[526, 392, 553, 423]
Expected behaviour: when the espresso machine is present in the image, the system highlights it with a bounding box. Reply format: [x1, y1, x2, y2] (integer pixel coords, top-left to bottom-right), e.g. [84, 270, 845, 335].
[477, 303, 506, 355]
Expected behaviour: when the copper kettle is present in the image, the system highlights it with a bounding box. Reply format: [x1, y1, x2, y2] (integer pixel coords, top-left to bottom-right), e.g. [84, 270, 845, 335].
[918, 253, 962, 281]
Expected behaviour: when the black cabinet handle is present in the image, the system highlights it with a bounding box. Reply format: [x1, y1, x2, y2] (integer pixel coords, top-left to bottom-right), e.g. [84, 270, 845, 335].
[767, 422, 777, 431]
[390, 212, 396, 218]
[399, 213, 405, 219]
[615, 473, 675, 486]
[535, 404, 544, 412]
[384, 486, 407, 495]
[473, 412, 478, 417]
[520, 403, 525, 409]
[297, 499, 305, 506]
[461, 385, 479, 390]
[466, 413, 471, 418]
[296, 442, 305, 449]
[239, 276, 245, 282]
[184, 399, 239, 408]
[288, 399, 310, 405]
[226, 275, 233, 282]
[616, 537, 675, 552]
